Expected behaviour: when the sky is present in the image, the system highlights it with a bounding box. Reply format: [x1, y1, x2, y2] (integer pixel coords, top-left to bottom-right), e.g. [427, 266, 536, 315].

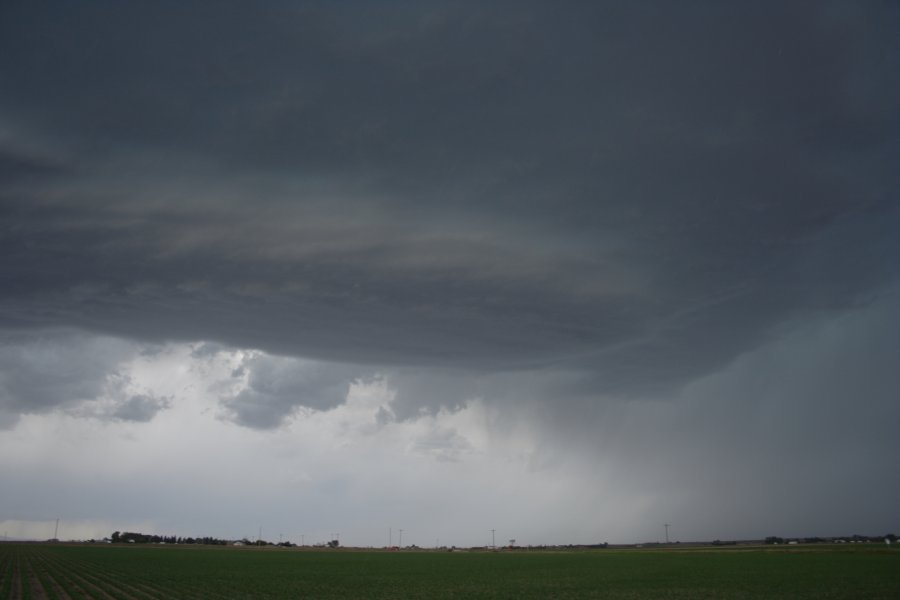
[1, 1, 899, 547]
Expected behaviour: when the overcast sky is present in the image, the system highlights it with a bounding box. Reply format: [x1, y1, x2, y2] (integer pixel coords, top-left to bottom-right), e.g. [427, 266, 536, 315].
[1, 1, 899, 546]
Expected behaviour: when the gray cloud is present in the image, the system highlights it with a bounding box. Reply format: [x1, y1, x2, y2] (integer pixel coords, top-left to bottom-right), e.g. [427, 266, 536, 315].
[0, 2, 897, 410]
[0, 331, 137, 427]
[515, 287, 900, 539]
[678, 291, 900, 536]
[109, 393, 172, 423]
[409, 426, 474, 463]
[219, 353, 370, 429]
[0, 330, 178, 426]
[0, 2, 896, 413]
[190, 342, 228, 360]
[386, 369, 476, 421]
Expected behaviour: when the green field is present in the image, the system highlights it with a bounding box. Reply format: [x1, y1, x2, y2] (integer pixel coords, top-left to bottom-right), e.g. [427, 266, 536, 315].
[1, 543, 898, 599]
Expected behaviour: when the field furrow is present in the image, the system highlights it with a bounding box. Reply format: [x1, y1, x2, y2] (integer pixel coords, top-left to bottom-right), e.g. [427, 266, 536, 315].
[37, 557, 105, 600]
[36, 549, 220, 600]
[26, 571, 49, 600]
[14, 554, 24, 600]
[32, 555, 86, 600]
[1, 549, 15, 599]
[31, 546, 256, 600]
[47, 569, 123, 600]
[71, 574, 143, 600]
[31, 565, 68, 600]
[34, 553, 149, 600]
[66, 570, 160, 600]
[41, 566, 127, 599]
[57, 550, 251, 600]
[16, 553, 29, 600]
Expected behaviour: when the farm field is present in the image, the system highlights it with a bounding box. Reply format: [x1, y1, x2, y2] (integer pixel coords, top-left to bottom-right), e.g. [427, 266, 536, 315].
[1, 542, 899, 599]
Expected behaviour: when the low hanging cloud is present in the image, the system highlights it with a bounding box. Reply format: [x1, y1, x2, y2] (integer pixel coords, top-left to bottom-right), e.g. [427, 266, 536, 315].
[108, 393, 172, 423]
[218, 352, 372, 429]
[0, 330, 177, 428]
[408, 425, 475, 463]
[0, 331, 136, 427]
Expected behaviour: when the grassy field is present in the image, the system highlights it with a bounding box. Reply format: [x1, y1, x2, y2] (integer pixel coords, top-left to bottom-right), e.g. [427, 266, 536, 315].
[1, 542, 898, 599]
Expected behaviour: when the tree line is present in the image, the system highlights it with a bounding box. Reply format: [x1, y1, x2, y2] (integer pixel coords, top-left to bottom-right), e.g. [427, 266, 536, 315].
[108, 531, 304, 546]
[110, 531, 229, 545]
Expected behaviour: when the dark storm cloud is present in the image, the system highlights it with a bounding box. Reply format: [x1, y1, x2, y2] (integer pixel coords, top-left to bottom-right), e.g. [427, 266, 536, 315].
[1, 1, 899, 417]
[0, 146, 68, 184]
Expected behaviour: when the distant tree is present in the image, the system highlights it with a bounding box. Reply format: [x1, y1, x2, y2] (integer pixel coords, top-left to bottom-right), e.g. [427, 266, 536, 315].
[108, 530, 240, 547]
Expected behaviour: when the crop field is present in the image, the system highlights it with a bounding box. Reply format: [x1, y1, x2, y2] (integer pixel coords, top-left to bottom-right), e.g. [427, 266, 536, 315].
[1, 542, 899, 599]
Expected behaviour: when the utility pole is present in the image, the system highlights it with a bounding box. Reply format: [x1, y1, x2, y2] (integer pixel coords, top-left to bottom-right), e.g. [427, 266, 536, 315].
[664, 524, 670, 544]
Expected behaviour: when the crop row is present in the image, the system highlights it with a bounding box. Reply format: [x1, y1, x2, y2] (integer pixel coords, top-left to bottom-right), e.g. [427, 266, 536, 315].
[0, 545, 243, 599]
